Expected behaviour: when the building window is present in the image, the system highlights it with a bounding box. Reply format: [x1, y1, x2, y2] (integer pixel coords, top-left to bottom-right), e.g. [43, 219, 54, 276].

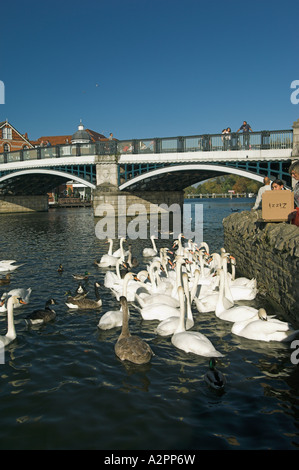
[3, 143, 10, 152]
[2, 127, 12, 139]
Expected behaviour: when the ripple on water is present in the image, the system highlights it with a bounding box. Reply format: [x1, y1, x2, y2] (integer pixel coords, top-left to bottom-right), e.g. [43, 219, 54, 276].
[0, 206, 298, 450]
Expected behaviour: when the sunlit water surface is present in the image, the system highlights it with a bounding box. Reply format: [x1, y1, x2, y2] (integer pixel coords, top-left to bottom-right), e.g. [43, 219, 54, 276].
[0, 198, 298, 450]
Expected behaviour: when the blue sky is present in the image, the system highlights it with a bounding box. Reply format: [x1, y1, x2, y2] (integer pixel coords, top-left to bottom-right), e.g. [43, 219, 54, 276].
[1, 0, 298, 141]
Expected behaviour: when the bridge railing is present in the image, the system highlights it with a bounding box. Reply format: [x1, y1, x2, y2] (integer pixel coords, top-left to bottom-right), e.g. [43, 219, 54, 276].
[118, 129, 293, 154]
[0, 129, 293, 164]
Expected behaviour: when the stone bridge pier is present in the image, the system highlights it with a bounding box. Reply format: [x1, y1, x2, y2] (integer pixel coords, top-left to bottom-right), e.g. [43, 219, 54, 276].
[92, 155, 184, 218]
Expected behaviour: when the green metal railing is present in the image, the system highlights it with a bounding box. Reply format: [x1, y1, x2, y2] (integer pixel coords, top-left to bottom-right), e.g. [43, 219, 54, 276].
[0, 129, 293, 164]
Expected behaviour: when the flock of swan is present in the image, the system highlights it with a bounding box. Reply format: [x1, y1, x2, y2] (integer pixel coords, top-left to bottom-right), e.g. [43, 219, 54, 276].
[96, 235, 298, 372]
[0, 234, 298, 390]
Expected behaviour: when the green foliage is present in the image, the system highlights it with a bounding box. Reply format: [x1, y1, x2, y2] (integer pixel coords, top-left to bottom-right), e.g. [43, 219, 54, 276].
[184, 175, 261, 196]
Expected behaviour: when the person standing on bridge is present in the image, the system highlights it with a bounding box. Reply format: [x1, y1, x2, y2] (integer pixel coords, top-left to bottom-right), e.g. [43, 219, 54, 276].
[237, 121, 253, 150]
[251, 176, 271, 210]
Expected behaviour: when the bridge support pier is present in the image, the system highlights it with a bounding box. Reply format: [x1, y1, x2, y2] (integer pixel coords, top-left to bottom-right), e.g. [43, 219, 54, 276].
[93, 189, 184, 217]
[93, 154, 184, 217]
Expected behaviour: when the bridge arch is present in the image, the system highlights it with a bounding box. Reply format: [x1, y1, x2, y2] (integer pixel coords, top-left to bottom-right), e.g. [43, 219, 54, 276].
[119, 163, 265, 191]
[0, 168, 96, 195]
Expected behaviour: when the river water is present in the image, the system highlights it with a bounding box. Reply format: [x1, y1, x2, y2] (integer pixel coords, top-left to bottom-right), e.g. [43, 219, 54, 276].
[0, 198, 298, 450]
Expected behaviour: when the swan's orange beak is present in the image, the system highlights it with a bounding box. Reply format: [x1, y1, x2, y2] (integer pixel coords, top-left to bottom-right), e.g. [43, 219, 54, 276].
[0, 299, 5, 306]
[19, 299, 27, 305]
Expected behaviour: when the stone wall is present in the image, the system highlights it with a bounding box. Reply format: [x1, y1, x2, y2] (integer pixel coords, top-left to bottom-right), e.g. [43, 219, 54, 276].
[223, 210, 299, 324]
[0, 195, 48, 213]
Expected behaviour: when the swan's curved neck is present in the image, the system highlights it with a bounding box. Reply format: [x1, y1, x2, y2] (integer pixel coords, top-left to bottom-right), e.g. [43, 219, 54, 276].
[151, 236, 157, 251]
[116, 259, 122, 279]
[119, 300, 130, 339]
[6, 298, 16, 341]
[182, 274, 193, 322]
[221, 256, 233, 303]
[175, 287, 186, 334]
[107, 239, 113, 256]
[120, 238, 125, 260]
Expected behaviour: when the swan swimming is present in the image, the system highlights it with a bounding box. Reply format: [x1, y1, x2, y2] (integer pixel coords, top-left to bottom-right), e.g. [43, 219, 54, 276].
[97, 238, 126, 267]
[0, 288, 32, 312]
[214, 269, 260, 322]
[0, 295, 27, 347]
[155, 272, 195, 336]
[114, 296, 154, 364]
[142, 235, 158, 257]
[171, 286, 224, 357]
[98, 273, 138, 329]
[204, 358, 226, 390]
[231, 308, 299, 342]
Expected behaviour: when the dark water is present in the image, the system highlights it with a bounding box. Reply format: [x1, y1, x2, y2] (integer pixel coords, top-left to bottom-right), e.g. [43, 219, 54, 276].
[0, 198, 298, 450]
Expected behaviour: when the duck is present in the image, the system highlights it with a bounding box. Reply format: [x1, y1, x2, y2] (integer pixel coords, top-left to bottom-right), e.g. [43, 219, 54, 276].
[155, 272, 196, 336]
[0, 287, 32, 312]
[142, 235, 158, 257]
[65, 282, 102, 309]
[114, 296, 154, 364]
[231, 308, 299, 342]
[0, 295, 27, 347]
[0, 273, 11, 286]
[171, 286, 223, 358]
[204, 358, 227, 390]
[72, 272, 90, 281]
[26, 299, 58, 325]
[57, 264, 64, 273]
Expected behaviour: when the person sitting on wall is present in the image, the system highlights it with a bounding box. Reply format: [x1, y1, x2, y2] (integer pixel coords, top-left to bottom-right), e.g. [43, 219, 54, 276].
[288, 161, 299, 226]
[271, 179, 285, 190]
[251, 176, 271, 210]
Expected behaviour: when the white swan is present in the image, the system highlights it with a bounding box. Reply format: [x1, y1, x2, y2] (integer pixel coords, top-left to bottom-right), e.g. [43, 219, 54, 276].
[0, 288, 32, 312]
[194, 270, 233, 313]
[135, 260, 180, 307]
[103, 258, 124, 288]
[112, 237, 128, 258]
[0, 262, 23, 272]
[143, 235, 158, 257]
[99, 273, 140, 329]
[97, 238, 121, 267]
[110, 272, 141, 302]
[231, 308, 299, 342]
[228, 256, 257, 288]
[214, 270, 260, 322]
[222, 253, 257, 302]
[0, 295, 26, 346]
[155, 272, 195, 336]
[171, 286, 223, 357]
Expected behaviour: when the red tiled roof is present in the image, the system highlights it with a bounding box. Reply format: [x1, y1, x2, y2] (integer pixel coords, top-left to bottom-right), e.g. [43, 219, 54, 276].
[30, 129, 108, 146]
